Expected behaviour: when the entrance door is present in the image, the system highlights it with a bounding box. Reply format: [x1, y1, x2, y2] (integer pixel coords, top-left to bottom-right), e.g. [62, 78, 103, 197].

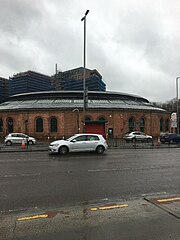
[85, 123, 105, 138]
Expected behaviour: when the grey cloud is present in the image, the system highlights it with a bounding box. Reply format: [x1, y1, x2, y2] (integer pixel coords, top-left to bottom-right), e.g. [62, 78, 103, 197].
[118, 7, 180, 74]
[0, 0, 43, 37]
[0, 0, 180, 102]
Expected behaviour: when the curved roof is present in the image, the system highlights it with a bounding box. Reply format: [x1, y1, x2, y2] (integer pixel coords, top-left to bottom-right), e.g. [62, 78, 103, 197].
[0, 90, 166, 112]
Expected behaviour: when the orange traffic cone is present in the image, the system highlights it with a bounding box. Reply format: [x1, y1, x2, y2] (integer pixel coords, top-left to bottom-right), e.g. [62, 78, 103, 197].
[21, 139, 25, 149]
[157, 136, 161, 146]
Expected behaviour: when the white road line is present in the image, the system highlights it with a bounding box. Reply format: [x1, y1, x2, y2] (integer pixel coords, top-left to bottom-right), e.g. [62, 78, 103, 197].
[141, 192, 167, 197]
[88, 166, 179, 172]
[0, 173, 41, 178]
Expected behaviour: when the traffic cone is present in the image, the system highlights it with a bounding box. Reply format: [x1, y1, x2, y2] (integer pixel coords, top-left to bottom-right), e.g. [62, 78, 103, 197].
[157, 136, 161, 146]
[21, 139, 25, 149]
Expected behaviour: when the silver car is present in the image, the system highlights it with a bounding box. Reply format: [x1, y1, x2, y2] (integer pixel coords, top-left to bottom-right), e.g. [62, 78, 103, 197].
[123, 131, 152, 142]
[4, 133, 36, 146]
[49, 133, 108, 155]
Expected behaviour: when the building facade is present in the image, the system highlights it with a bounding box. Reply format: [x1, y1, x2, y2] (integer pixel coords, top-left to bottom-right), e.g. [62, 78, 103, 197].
[0, 77, 9, 103]
[52, 67, 106, 91]
[0, 91, 170, 140]
[2, 68, 106, 100]
[9, 71, 54, 96]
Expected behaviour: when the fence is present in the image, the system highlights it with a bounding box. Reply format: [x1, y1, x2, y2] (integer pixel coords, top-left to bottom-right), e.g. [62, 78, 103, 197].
[107, 137, 154, 148]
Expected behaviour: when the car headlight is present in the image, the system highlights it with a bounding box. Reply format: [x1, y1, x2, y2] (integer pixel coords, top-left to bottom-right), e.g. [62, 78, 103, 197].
[51, 143, 59, 147]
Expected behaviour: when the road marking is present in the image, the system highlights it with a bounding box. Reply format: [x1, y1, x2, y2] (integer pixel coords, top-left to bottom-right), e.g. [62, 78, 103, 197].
[88, 166, 180, 173]
[0, 173, 41, 178]
[157, 197, 180, 203]
[88, 168, 130, 172]
[21, 173, 40, 177]
[141, 192, 167, 197]
[90, 204, 128, 211]
[17, 214, 48, 221]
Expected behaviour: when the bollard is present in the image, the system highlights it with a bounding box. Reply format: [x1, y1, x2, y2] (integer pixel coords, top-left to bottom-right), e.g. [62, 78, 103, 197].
[157, 136, 161, 146]
[21, 139, 25, 149]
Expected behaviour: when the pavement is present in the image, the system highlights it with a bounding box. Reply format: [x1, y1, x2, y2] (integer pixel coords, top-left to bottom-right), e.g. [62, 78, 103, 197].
[0, 142, 48, 152]
[0, 140, 179, 153]
[0, 195, 180, 240]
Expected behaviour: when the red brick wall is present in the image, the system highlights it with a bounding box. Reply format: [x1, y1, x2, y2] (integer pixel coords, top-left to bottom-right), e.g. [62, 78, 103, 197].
[0, 109, 170, 139]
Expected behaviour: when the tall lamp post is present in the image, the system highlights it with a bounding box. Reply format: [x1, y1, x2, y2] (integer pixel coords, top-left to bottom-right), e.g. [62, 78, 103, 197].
[176, 77, 180, 134]
[81, 10, 90, 133]
[72, 108, 80, 133]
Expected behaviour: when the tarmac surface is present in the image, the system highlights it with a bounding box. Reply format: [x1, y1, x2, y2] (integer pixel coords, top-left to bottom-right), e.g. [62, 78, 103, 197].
[0, 141, 179, 239]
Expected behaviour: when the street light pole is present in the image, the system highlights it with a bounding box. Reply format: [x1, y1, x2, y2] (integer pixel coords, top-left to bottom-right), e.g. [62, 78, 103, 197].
[176, 77, 180, 134]
[81, 10, 89, 133]
[72, 108, 80, 133]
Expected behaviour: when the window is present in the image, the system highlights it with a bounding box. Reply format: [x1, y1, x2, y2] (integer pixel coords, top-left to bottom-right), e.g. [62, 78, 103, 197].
[73, 135, 86, 141]
[0, 118, 3, 132]
[7, 118, 13, 133]
[140, 118, 145, 132]
[134, 132, 140, 135]
[50, 117, 57, 132]
[160, 118, 163, 132]
[98, 117, 106, 123]
[85, 117, 91, 123]
[87, 135, 99, 141]
[128, 118, 134, 132]
[36, 117, 43, 132]
[165, 119, 169, 132]
[18, 134, 26, 138]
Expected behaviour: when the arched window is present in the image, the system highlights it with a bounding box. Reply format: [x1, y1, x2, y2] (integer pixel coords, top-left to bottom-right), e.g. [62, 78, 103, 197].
[85, 117, 91, 123]
[0, 118, 3, 132]
[7, 118, 13, 133]
[98, 117, 106, 123]
[160, 118, 163, 132]
[50, 117, 57, 132]
[165, 119, 169, 132]
[128, 117, 134, 132]
[36, 117, 43, 132]
[140, 118, 145, 132]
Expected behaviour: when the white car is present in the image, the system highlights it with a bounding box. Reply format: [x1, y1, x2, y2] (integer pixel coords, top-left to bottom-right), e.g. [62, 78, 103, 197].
[49, 133, 108, 155]
[4, 133, 36, 146]
[123, 131, 152, 142]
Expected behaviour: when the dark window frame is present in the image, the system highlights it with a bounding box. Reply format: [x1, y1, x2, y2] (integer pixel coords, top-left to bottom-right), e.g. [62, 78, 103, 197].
[0, 118, 3, 132]
[7, 117, 13, 133]
[128, 117, 135, 132]
[160, 118, 163, 132]
[50, 117, 58, 133]
[36, 117, 43, 132]
[165, 119, 169, 132]
[140, 118, 145, 132]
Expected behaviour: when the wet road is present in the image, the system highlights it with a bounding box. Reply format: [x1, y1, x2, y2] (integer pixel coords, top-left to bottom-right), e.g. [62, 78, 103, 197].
[0, 148, 179, 212]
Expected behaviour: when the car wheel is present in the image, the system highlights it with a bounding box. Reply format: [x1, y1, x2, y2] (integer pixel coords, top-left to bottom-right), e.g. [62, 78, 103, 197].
[6, 140, 12, 146]
[96, 145, 105, 154]
[147, 138, 152, 143]
[132, 138, 136, 143]
[169, 140, 173, 144]
[28, 140, 33, 145]
[58, 146, 68, 155]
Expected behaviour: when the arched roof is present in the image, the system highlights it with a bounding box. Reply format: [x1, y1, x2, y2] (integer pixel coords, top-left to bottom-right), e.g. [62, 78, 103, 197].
[8, 90, 149, 102]
[0, 90, 166, 112]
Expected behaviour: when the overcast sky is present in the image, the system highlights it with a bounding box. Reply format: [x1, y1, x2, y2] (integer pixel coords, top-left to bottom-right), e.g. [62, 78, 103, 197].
[0, 0, 180, 102]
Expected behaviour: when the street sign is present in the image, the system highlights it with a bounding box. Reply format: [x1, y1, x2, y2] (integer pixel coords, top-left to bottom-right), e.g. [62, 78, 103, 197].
[171, 112, 177, 128]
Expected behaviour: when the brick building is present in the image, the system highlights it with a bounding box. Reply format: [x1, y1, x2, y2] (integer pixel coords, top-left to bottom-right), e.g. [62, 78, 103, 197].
[0, 91, 170, 140]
